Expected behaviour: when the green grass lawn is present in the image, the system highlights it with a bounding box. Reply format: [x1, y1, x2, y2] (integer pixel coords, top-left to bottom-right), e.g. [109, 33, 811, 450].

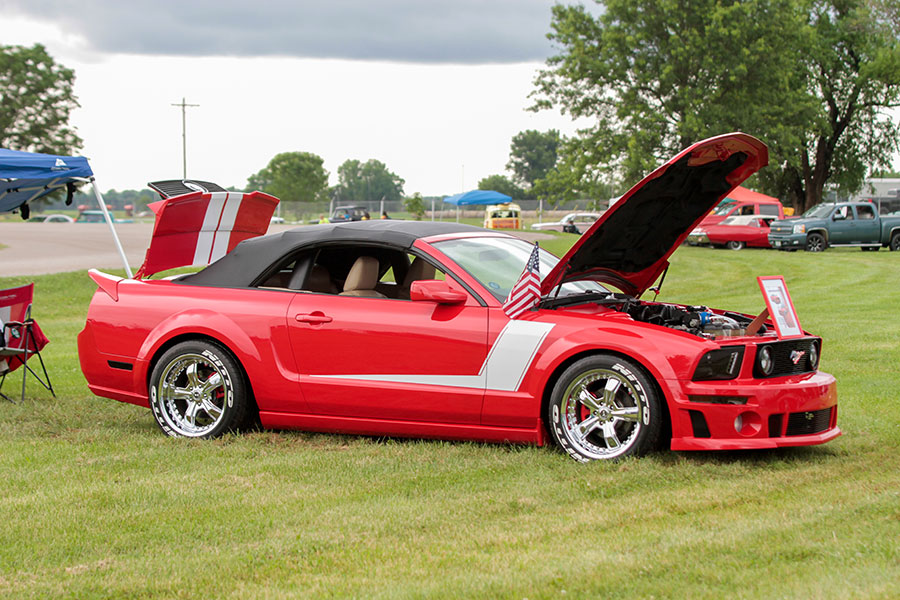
[1, 245, 899, 599]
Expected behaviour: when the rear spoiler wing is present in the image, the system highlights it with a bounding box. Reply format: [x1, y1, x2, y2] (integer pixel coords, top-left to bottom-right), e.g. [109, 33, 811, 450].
[135, 185, 279, 278]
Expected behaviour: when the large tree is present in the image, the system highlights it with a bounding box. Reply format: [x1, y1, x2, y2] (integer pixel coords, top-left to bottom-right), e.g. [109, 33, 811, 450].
[533, 0, 900, 212]
[0, 44, 82, 154]
[246, 151, 328, 202]
[506, 129, 561, 192]
[333, 159, 404, 203]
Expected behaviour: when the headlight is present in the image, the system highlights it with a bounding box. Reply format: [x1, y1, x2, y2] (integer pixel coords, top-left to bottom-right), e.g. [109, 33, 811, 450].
[693, 346, 745, 381]
[793, 224, 806, 234]
[808, 341, 819, 370]
[757, 345, 774, 376]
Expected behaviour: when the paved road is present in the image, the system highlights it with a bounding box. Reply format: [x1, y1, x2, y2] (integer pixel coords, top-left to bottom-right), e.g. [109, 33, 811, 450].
[0, 222, 553, 277]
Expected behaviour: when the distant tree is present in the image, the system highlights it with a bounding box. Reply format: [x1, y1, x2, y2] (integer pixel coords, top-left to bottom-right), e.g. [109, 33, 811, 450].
[334, 159, 404, 203]
[532, 0, 900, 212]
[403, 192, 426, 220]
[0, 44, 82, 154]
[506, 129, 561, 191]
[246, 151, 328, 202]
[477, 174, 525, 199]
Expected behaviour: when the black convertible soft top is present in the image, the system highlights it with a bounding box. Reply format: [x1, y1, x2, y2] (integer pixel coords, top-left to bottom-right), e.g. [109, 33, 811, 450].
[178, 220, 491, 288]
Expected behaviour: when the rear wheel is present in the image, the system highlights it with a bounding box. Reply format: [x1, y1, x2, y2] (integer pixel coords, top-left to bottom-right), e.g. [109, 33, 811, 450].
[149, 340, 249, 438]
[726, 240, 745, 250]
[547, 355, 661, 462]
[891, 232, 900, 252]
[806, 233, 826, 252]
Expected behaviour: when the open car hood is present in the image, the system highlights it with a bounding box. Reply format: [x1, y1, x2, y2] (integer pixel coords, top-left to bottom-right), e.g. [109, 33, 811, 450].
[541, 133, 768, 297]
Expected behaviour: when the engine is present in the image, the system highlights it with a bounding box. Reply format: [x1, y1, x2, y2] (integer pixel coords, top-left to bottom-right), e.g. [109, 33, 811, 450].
[621, 300, 753, 338]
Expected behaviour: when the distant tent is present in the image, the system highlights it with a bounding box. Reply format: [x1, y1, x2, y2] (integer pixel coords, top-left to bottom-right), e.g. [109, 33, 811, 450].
[726, 186, 781, 205]
[443, 189, 512, 206]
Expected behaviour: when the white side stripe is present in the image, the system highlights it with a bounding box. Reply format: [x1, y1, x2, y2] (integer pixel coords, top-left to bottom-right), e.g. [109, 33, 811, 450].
[309, 320, 555, 392]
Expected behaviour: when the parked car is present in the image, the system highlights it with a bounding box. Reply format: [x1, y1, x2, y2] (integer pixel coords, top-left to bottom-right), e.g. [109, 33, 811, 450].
[701, 186, 788, 228]
[75, 210, 110, 223]
[687, 215, 775, 250]
[330, 205, 368, 222]
[27, 214, 74, 223]
[78, 133, 839, 462]
[768, 201, 900, 251]
[531, 212, 602, 234]
[483, 203, 521, 229]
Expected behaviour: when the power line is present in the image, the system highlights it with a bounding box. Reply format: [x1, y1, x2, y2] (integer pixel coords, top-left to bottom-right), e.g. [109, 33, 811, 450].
[171, 97, 199, 179]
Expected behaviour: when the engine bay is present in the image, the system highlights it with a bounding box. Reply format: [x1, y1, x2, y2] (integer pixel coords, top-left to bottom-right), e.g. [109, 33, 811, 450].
[619, 299, 758, 338]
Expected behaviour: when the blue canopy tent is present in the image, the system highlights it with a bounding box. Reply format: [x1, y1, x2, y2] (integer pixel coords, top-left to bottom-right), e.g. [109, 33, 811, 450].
[0, 148, 133, 277]
[443, 189, 512, 206]
[440, 189, 513, 223]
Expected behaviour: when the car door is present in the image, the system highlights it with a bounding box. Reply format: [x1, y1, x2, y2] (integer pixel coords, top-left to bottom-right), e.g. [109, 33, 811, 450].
[286, 279, 489, 424]
[852, 204, 879, 242]
[829, 205, 855, 243]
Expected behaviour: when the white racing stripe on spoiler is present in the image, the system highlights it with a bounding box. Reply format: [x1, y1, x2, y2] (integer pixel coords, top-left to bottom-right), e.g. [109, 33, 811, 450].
[191, 192, 243, 266]
[209, 193, 243, 263]
[309, 320, 554, 392]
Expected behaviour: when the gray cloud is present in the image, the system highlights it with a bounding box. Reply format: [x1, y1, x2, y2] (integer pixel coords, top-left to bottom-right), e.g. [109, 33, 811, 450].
[2, 0, 567, 63]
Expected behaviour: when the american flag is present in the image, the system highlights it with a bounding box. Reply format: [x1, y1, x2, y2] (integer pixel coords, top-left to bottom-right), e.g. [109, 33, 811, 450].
[503, 242, 541, 319]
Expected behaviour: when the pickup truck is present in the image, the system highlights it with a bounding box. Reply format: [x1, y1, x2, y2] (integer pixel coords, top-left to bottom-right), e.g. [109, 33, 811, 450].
[768, 201, 900, 252]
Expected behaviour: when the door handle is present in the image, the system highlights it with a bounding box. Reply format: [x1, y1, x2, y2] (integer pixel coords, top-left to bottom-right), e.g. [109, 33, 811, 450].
[295, 312, 333, 324]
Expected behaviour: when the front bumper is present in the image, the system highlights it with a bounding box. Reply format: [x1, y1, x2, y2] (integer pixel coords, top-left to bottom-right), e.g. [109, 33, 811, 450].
[686, 233, 710, 246]
[668, 371, 840, 451]
[768, 233, 806, 249]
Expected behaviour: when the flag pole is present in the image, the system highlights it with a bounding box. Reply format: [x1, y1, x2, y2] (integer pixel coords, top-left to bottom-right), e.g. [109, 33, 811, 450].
[90, 179, 133, 278]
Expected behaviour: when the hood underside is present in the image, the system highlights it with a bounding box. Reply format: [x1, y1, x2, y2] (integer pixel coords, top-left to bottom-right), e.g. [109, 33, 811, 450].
[541, 133, 768, 297]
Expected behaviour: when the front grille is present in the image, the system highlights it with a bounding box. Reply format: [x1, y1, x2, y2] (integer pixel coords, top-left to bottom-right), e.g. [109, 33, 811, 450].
[754, 338, 820, 378]
[786, 407, 833, 436]
[769, 224, 794, 234]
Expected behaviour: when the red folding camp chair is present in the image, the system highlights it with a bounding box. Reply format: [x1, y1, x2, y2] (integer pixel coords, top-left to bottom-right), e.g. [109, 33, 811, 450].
[0, 284, 54, 403]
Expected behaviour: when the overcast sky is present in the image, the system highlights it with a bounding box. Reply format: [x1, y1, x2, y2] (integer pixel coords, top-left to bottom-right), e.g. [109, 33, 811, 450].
[1, 0, 592, 196]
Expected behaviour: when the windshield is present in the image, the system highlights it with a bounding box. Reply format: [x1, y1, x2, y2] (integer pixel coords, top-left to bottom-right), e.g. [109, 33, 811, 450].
[433, 236, 609, 302]
[712, 199, 737, 216]
[802, 204, 835, 218]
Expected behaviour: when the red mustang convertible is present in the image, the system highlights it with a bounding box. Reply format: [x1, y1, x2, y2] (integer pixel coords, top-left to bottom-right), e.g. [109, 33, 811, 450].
[78, 134, 839, 461]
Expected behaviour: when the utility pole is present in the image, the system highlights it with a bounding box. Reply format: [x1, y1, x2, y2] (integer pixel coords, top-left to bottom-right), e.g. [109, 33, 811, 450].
[171, 97, 199, 179]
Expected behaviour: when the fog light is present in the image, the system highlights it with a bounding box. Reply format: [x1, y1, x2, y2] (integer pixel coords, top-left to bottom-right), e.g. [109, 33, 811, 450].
[734, 411, 762, 436]
[757, 346, 774, 376]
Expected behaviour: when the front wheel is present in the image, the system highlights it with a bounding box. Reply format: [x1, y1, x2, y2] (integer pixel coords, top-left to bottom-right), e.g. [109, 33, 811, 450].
[149, 340, 249, 438]
[806, 233, 827, 252]
[547, 355, 662, 462]
[726, 240, 745, 250]
[891, 232, 900, 252]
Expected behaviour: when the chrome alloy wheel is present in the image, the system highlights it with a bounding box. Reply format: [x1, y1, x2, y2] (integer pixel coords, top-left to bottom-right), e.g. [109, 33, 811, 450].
[558, 367, 648, 460]
[155, 352, 230, 437]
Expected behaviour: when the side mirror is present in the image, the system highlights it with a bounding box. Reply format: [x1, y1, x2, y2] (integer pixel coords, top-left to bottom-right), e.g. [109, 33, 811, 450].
[409, 280, 467, 305]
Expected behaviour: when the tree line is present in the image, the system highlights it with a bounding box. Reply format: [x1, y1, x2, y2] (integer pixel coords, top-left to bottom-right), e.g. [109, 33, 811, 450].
[4, 0, 899, 215]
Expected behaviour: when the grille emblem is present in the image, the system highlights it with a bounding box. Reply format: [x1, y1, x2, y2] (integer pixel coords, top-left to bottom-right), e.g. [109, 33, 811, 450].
[805, 412, 815, 421]
[790, 350, 806, 365]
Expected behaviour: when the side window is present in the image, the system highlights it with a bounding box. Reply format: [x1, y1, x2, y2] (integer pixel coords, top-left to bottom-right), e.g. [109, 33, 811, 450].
[758, 204, 780, 216]
[740, 205, 756, 215]
[856, 205, 875, 220]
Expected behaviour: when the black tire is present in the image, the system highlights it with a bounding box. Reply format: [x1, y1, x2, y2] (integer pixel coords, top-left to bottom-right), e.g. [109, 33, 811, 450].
[891, 232, 900, 252]
[726, 240, 745, 250]
[563, 224, 578, 234]
[861, 246, 879, 252]
[805, 233, 827, 252]
[547, 355, 662, 462]
[149, 340, 249, 438]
